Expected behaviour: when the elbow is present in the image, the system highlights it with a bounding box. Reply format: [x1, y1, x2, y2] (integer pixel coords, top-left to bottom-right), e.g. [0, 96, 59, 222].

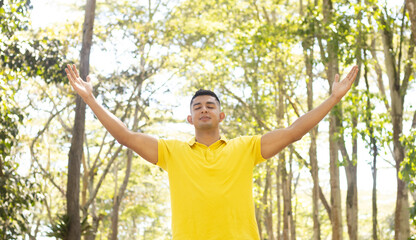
[115, 130, 132, 147]
[287, 127, 303, 142]
[293, 135, 303, 142]
[116, 138, 127, 146]
[289, 135, 303, 144]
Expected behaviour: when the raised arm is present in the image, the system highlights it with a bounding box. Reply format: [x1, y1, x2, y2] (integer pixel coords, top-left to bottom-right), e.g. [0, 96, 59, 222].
[65, 64, 158, 164]
[261, 65, 359, 159]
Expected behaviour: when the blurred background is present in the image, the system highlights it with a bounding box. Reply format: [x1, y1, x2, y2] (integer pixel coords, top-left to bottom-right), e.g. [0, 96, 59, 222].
[1, 0, 415, 239]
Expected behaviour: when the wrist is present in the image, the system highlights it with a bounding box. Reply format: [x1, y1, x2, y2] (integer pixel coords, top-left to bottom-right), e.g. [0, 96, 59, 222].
[330, 92, 343, 101]
[83, 94, 96, 105]
[329, 93, 342, 105]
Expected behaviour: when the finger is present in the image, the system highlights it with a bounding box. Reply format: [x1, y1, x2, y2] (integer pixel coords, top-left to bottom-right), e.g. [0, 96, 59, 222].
[66, 71, 76, 89]
[65, 67, 74, 82]
[345, 66, 355, 80]
[72, 64, 80, 78]
[343, 66, 358, 83]
[349, 66, 359, 82]
[67, 64, 76, 79]
[67, 75, 76, 88]
[86, 75, 91, 83]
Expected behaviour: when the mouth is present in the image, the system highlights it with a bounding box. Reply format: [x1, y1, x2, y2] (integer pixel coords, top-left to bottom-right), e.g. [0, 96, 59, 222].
[200, 116, 211, 120]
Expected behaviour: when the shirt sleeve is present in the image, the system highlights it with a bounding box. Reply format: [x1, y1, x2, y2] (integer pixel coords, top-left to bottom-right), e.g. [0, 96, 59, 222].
[252, 135, 267, 165]
[157, 139, 173, 171]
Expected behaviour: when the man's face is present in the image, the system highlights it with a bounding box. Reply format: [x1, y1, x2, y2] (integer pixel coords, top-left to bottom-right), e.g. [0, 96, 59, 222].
[187, 95, 225, 130]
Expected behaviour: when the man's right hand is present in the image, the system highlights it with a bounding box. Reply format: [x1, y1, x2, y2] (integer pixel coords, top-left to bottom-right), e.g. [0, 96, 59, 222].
[64, 64, 159, 164]
[65, 64, 93, 102]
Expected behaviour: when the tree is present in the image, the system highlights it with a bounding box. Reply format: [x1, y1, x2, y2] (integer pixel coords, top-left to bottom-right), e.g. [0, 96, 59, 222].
[407, 0, 416, 43]
[373, 3, 414, 239]
[317, 0, 343, 238]
[299, 1, 321, 238]
[1, 1, 64, 238]
[0, 161, 41, 239]
[6, 0, 414, 237]
[67, 0, 96, 239]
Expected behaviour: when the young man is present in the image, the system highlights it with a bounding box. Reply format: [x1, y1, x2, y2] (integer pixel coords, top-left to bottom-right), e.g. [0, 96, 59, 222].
[65, 64, 358, 239]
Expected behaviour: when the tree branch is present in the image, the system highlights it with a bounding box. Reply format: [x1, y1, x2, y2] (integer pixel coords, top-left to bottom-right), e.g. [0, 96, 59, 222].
[223, 86, 272, 131]
[30, 104, 71, 197]
[292, 148, 332, 218]
[401, 34, 415, 98]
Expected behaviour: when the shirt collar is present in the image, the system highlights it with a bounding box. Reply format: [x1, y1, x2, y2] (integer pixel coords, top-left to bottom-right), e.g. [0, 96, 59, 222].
[187, 136, 228, 146]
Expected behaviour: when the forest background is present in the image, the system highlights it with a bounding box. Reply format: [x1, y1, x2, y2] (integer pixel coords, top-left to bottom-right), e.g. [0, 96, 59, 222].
[1, 0, 416, 239]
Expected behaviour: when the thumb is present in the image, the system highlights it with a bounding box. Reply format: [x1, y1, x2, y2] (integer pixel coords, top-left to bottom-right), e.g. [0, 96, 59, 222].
[334, 74, 340, 83]
[86, 75, 91, 83]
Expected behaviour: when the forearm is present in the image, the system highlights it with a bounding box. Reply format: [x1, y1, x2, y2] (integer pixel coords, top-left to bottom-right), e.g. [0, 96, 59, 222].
[289, 94, 340, 140]
[84, 95, 131, 144]
[261, 66, 357, 159]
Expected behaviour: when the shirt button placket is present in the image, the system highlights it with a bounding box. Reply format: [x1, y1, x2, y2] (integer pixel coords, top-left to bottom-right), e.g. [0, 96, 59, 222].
[206, 148, 214, 162]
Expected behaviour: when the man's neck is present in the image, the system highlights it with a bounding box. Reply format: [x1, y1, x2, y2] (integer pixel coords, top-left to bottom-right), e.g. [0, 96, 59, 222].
[194, 130, 221, 147]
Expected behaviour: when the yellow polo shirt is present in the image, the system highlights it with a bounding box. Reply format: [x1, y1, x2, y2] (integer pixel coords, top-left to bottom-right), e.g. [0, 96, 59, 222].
[157, 135, 266, 240]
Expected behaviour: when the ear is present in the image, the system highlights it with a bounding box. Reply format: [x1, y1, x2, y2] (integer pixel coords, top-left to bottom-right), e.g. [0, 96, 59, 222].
[187, 115, 193, 125]
[219, 112, 225, 122]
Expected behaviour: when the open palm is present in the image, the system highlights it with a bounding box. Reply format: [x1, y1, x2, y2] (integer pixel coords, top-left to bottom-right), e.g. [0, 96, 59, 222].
[65, 64, 93, 100]
[331, 65, 359, 100]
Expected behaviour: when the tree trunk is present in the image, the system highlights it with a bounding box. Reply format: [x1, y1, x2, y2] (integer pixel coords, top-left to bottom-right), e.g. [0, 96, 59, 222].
[320, 0, 343, 238]
[407, 0, 416, 43]
[288, 150, 295, 240]
[268, 171, 275, 240]
[372, 156, 378, 240]
[363, 50, 379, 240]
[343, 3, 363, 238]
[67, 0, 96, 239]
[81, 153, 88, 211]
[109, 96, 142, 239]
[302, 18, 321, 239]
[281, 163, 290, 240]
[344, 157, 358, 240]
[276, 73, 291, 240]
[339, 68, 359, 240]
[263, 163, 274, 240]
[309, 124, 320, 240]
[379, 6, 412, 239]
[255, 177, 264, 240]
[109, 149, 132, 240]
[329, 113, 343, 240]
[276, 163, 282, 240]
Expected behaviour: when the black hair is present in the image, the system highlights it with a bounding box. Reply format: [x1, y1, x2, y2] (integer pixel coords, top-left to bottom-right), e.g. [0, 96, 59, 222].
[190, 89, 221, 106]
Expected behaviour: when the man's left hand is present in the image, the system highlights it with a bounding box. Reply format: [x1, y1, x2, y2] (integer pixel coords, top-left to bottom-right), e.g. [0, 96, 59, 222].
[331, 65, 359, 100]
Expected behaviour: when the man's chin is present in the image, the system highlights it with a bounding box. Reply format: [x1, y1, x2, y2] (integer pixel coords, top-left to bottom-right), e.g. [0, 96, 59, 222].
[196, 123, 216, 130]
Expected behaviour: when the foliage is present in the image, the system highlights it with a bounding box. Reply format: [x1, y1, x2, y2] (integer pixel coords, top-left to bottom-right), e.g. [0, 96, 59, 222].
[0, 0, 31, 37]
[0, 0, 67, 239]
[400, 129, 416, 228]
[1, 0, 66, 83]
[46, 214, 92, 239]
[1, 38, 66, 84]
[0, 0, 28, 175]
[400, 130, 416, 193]
[2, 0, 416, 238]
[0, 161, 41, 239]
[0, 79, 23, 170]
[0, 0, 66, 166]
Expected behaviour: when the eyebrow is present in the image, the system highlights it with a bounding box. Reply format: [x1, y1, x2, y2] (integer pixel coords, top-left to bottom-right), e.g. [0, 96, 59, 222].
[192, 101, 216, 108]
[192, 103, 201, 108]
